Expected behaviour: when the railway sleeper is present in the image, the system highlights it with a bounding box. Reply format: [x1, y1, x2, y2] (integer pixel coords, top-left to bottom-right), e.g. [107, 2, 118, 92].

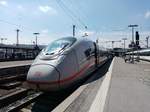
[0, 88, 30, 108]
[0, 81, 22, 90]
[0, 91, 42, 112]
[0, 74, 26, 85]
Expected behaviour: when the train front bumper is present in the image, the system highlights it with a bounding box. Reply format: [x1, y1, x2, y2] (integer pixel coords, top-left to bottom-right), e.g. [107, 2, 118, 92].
[27, 64, 60, 91]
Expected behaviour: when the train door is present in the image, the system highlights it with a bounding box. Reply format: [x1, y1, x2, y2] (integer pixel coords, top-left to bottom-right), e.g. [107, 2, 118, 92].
[75, 41, 91, 77]
[93, 42, 99, 66]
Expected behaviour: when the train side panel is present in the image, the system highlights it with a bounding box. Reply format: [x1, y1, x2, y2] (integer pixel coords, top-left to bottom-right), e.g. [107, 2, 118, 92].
[56, 49, 79, 89]
[74, 41, 96, 78]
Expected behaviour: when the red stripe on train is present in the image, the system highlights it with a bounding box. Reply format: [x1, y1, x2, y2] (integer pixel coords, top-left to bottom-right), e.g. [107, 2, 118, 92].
[27, 61, 95, 84]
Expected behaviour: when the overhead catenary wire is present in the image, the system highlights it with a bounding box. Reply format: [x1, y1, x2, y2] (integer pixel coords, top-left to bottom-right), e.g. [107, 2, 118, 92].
[55, 0, 96, 39]
[0, 19, 20, 27]
[55, 0, 88, 29]
[66, 0, 89, 27]
[36, 0, 78, 29]
[55, 0, 77, 25]
[0, 19, 36, 33]
[0, 2, 36, 33]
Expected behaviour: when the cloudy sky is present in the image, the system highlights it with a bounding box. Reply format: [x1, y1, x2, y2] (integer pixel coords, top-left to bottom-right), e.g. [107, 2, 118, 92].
[0, 0, 150, 48]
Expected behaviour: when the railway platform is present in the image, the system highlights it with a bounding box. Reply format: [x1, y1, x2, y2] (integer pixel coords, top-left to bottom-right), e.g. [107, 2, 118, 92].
[103, 57, 150, 112]
[52, 57, 150, 112]
[0, 60, 33, 69]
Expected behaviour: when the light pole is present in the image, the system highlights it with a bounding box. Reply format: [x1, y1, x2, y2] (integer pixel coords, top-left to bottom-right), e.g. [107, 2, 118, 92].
[112, 41, 115, 49]
[16, 29, 20, 46]
[146, 36, 149, 48]
[128, 25, 138, 44]
[122, 38, 127, 53]
[33, 33, 40, 47]
[128, 24, 138, 63]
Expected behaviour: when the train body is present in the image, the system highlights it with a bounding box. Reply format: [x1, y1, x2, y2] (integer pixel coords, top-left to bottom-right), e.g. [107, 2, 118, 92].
[126, 48, 150, 61]
[126, 48, 150, 56]
[27, 37, 109, 91]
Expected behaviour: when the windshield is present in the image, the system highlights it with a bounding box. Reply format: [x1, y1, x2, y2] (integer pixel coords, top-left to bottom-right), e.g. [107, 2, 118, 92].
[44, 37, 76, 55]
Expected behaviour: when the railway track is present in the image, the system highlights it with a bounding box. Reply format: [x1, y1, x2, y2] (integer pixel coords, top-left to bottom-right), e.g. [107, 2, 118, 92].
[0, 87, 75, 112]
[0, 88, 43, 112]
[0, 74, 26, 83]
[0, 64, 38, 112]
[0, 73, 43, 112]
[0, 74, 26, 90]
[0, 59, 112, 112]
[0, 64, 30, 90]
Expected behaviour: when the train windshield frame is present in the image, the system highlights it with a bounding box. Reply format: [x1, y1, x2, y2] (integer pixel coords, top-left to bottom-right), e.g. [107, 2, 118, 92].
[44, 37, 76, 55]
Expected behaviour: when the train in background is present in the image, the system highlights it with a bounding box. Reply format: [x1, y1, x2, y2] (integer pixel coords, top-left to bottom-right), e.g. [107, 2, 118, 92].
[126, 48, 150, 61]
[27, 37, 112, 91]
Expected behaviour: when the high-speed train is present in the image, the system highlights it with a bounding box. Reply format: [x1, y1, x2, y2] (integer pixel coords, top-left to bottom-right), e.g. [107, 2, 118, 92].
[27, 37, 110, 91]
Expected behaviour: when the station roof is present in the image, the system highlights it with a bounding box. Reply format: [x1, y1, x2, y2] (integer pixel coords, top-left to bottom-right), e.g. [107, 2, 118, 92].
[0, 44, 45, 50]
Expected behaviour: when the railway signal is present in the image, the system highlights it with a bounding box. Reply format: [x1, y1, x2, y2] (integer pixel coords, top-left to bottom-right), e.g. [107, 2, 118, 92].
[122, 38, 127, 53]
[135, 31, 139, 46]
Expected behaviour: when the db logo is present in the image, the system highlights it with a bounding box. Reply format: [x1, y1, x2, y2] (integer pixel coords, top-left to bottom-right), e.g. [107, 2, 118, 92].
[34, 71, 42, 76]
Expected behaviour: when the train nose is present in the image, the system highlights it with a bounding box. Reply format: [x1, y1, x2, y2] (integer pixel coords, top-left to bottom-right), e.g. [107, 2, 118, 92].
[27, 64, 60, 90]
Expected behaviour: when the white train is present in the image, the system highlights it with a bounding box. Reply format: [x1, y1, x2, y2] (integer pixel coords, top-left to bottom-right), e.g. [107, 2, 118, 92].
[126, 48, 150, 61]
[27, 37, 110, 91]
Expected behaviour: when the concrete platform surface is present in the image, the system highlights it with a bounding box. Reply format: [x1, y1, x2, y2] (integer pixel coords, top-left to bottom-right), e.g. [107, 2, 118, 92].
[0, 60, 33, 68]
[104, 57, 150, 112]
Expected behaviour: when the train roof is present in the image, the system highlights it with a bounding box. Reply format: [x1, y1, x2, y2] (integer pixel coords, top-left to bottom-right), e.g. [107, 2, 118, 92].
[139, 48, 150, 52]
[127, 48, 150, 54]
[56, 36, 94, 44]
[0, 44, 45, 50]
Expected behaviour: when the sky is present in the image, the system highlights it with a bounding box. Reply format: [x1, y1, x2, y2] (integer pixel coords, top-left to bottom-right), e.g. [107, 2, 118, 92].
[0, 0, 150, 48]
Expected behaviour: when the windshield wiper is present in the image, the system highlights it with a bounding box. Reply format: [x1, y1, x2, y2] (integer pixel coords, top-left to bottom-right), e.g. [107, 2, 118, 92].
[45, 52, 55, 55]
[58, 43, 69, 52]
[45, 44, 69, 55]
